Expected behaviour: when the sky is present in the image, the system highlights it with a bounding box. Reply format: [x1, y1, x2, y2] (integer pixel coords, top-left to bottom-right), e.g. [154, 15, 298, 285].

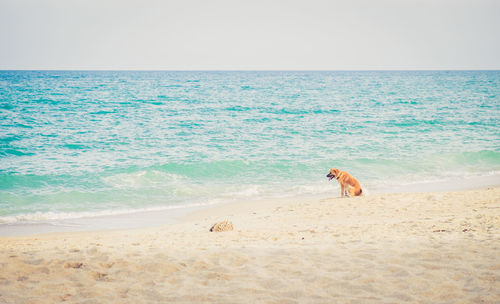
[0, 0, 499, 70]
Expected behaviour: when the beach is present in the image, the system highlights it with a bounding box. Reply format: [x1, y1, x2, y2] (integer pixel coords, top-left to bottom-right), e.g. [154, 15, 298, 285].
[1, 71, 499, 302]
[1, 186, 499, 303]
[2, 0, 500, 302]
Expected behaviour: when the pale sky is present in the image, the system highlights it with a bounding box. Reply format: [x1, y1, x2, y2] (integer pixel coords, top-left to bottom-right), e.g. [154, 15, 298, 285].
[1, 0, 499, 70]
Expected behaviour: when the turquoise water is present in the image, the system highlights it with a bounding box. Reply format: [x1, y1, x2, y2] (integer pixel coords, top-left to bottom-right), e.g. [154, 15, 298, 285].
[1, 71, 499, 224]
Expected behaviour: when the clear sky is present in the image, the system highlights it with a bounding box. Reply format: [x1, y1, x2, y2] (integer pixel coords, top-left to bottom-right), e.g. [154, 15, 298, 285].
[1, 0, 499, 70]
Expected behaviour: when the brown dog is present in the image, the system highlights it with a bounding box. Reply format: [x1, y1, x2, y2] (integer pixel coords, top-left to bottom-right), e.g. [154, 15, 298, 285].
[326, 168, 363, 197]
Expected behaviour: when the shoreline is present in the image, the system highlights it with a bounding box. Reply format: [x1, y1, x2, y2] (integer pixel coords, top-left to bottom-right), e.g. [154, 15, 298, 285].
[1, 173, 499, 237]
[1, 186, 499, 303]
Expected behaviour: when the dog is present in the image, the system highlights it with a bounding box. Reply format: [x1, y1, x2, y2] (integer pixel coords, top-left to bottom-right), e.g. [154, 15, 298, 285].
[326, 168, 363, 197]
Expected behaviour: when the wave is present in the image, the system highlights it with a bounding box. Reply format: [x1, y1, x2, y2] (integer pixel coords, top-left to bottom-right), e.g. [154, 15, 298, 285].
[0, 149, 36, 157]
[1, 150, 498, 224]
[2, 150, 498, 192]
[0, 201, 217, 225]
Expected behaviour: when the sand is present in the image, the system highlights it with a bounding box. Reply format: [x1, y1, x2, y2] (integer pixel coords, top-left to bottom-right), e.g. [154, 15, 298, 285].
[1, 187, 499, 303]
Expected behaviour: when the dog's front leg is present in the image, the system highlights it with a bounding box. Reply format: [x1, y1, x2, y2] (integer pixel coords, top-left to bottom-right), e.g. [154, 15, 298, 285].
[340, 184, 345, 197]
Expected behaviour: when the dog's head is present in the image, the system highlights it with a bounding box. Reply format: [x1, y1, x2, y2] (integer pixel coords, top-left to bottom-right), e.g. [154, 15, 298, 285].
[326, 168, 340, 181]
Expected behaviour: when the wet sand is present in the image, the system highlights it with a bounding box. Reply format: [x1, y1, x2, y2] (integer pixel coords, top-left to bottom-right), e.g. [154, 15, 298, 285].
[1, 187, 499, 303]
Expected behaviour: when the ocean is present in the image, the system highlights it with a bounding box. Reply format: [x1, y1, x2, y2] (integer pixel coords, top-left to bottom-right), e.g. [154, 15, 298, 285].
[1, 70, 499, 226]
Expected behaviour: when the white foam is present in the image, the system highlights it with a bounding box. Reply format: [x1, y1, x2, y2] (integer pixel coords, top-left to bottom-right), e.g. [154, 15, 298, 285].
[101, 170, 186, 189]
[2, 171, 498, 226]
[368, 171, 500, 193]
[224, 184, 264, 198]
[0, 200, 217, 225]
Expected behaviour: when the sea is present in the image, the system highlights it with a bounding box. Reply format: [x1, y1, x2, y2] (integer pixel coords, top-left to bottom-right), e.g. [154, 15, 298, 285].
[1, 70, 499, 229]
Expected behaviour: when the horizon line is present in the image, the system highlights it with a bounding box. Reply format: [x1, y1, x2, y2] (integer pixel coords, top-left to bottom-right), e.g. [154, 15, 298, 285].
[1, 68, 500, 72]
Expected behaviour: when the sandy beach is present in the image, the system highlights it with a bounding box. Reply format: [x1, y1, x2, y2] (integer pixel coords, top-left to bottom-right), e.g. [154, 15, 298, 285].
[1, 187, 499, 303]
